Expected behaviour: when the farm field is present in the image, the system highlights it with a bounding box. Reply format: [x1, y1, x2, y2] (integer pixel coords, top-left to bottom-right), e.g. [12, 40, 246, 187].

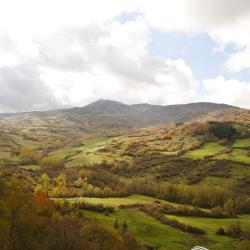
[183, 142, 226, 159]
[214, 148, 250, 164]
[83, 209, 198, 250]
[165, 214, 250, 249]
[183, 142, 250, 164]
[46, 137, 130, 167]
[56, 195, 178, 207]
[233, 138, 250, 148]
[55, 195, 248, 249]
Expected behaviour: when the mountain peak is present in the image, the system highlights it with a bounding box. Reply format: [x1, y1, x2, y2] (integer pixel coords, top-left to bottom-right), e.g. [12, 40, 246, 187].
[88, 99, 123, 106]
[79, 99, 131, 114]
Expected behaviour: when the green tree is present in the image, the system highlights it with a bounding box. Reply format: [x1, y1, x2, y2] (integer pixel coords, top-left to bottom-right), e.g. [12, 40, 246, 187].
[114, 219, 119, 229]
[122, 220, 128, 231]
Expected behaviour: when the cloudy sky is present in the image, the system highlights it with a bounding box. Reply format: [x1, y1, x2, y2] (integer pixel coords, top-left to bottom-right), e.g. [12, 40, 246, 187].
[0, 0, 250, 112]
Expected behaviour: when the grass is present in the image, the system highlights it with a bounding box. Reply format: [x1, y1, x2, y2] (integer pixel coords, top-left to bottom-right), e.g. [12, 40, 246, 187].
[214, 149, 250, 164]
[183, 143, 226, 159]
[63, 194, 250, 249]
[83, 209, 196, 249]
[20, 165, 40, 171]
[233, 138, 250, 148]
[183, 142, 250, 164]
[47, 137, 122, 167]
[65, 153, 114, 167]
[199, 176, 237, 189]
[47, 136, 130, 167]
[58, 195, 171, 207]
[48, 147, 83, 161]
[165, 214, 250, 250]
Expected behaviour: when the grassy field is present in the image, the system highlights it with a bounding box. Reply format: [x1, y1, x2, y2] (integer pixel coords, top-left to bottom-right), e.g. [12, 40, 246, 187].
[47, 136, 130, 167]
[58, 195, 236, 250]
[233, 138, 250, 148]
[57, 195, 173, 207]
[214, 149, 250, 164]
[57, 194, 248, 249]
[82, 207, 243, 250]
[183, 143, 226, 159]
[83, 209, 200, 250]
[20, 165, 40, 171]
[165, 214, 250, 249]
[199, 176, 238, 189]
[183, 141, 250, 164]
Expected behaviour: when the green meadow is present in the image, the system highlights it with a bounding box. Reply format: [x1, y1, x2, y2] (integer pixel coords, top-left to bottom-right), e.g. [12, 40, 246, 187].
[183, 142, 226, 159]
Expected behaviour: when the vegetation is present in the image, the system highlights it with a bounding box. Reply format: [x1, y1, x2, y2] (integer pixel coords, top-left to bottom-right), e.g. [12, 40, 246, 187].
[0, 178, 143, 250]
[0, 104, 250, 249]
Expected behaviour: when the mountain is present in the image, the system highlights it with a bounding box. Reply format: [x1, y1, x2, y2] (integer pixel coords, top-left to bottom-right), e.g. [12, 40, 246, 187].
[63, 99, 235, 128]
[0, 99, 236, 131]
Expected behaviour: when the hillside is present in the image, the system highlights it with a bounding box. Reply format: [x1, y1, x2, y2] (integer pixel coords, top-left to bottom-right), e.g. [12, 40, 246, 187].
[1, 101, 250, 250]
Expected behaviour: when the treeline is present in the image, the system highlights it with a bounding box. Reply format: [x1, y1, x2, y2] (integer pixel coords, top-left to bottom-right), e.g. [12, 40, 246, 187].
[36, 171, 250, 216]
[57, 200, 115, 214]
[122, 180, 250, 215]
[0, 178, 144, 250]
[19, 146, 65, 167]
[161, 204, 230, 218]
[139, 205, 205, 235]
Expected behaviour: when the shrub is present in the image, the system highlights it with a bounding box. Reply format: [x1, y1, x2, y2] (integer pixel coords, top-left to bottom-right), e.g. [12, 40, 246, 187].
[216, 228, 226, 235]
[74, 202, 114, 213]
[208, 122, 236, 140]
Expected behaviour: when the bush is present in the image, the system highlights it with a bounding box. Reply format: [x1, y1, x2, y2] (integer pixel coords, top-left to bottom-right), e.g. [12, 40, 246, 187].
[208, 122, 236, 140]
[140, 205, 206, 235]
[216, 228, 226, 235]
[74, 202, 114, 213]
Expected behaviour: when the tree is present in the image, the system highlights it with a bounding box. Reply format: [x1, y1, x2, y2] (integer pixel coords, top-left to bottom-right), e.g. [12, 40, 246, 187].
[122, 220, 128, 231]
[53, 174, 67, 197]
[224, 199, 237, 217]
[114, 219, 119, 229]
[20, 146, 41, 165]
[208, 122, 236, 140]
[41, 173, 50, 196]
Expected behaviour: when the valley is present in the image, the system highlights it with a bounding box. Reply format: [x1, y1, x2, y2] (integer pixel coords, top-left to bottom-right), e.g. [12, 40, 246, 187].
[1, 100, 250, 249]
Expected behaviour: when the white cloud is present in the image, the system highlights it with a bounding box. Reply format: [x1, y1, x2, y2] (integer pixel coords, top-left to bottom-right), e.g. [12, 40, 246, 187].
[203, 76, 250, 108]
[225, 48, 250, 72]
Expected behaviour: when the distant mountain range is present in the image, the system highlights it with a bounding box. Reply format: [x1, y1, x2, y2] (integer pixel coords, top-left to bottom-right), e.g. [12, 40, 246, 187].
[63, 99, 236, 128]
[0, 99, 237, 129]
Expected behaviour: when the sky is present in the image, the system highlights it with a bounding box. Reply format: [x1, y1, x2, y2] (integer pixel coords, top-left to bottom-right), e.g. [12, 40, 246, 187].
[0, 0, 250, 112]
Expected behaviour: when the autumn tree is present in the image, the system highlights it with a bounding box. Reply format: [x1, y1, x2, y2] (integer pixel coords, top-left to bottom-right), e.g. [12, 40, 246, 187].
[53, 174, 67, 197]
